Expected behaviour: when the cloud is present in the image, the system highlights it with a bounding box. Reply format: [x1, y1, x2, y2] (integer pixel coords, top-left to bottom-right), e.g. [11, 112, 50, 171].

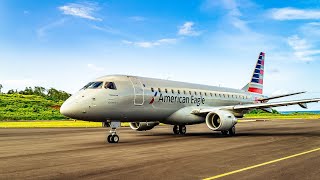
[203, 0, 250, 32]
[269, 68, 280, 74]
[270, 7, 320, 20]
[178, 22, 201, 36]
[59, 2, 102, 21]
[87, 64, 105, 72]
[122, 38, 178, 48]
[37, 19, 66, 38]
[287, 35, 320, 61]
[129, 16, 146, 22]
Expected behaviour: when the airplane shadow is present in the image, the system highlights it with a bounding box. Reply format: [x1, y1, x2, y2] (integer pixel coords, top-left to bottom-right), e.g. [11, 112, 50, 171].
[139, 131, 320, 138]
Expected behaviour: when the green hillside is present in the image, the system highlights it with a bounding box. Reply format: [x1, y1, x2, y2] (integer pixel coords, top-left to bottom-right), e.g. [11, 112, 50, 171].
[0, 94, 67, 120]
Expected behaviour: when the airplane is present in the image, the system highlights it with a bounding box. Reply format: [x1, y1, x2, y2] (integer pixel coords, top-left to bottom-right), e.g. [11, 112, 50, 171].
[60, 52, 320, 143]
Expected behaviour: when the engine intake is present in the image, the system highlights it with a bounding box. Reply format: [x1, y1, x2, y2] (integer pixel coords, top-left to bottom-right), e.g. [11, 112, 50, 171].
[205, 110, 237, 131]
[129, 122, 159, 131]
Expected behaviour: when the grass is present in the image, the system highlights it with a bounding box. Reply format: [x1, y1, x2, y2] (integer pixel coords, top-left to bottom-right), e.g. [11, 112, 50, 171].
[244, 113, 320, 119]
[0, 121, 130, 128]
[0, 94, 66, 120]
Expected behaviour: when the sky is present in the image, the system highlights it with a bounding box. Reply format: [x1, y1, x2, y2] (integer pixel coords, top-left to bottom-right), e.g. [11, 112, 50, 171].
[1, 0, 320, 110]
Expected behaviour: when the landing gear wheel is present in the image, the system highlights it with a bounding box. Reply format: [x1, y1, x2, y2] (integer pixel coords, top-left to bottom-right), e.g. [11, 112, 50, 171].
[179, 125, 187, 135]
[221, 130, 228, 135]
[106, 121, 121, 143]
[228, 126, 236, 136]
[173, 125, 179, 134]
[107, 135, 112, 143]
[111, 135, 119, 143]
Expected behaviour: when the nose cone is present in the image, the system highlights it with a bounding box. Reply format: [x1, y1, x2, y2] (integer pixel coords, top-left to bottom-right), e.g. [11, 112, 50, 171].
[60, 101, 73, 118]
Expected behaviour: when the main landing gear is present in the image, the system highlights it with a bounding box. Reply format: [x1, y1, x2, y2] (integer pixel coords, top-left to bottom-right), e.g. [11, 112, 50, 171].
[221, 126, 236, 136]
[173, 125, 187, 135]
[107, 121, 120, 143]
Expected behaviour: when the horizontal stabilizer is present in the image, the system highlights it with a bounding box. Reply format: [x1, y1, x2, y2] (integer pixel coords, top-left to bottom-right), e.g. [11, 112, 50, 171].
[258, 91, 306, 102]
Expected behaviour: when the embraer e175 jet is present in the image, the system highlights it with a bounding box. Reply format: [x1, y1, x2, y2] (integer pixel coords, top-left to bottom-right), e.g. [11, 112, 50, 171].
[60, 52, 320, 143]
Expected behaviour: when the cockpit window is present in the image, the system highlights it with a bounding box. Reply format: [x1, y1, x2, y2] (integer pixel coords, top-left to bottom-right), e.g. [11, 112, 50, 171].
[105, 82, 117, 90]
[88, 81, 103, 89]
[81, 82, 94, 90]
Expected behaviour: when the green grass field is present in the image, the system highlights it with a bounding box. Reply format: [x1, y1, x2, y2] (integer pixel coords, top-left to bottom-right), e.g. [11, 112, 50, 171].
[244, 114, 320, 119]
[0, 94, 66, 120]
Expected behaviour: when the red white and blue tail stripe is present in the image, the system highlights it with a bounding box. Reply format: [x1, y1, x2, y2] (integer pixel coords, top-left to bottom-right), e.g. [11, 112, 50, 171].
[243, 52, 265, 94]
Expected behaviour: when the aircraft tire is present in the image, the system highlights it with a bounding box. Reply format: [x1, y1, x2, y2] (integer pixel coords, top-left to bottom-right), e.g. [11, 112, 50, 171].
[107, 135, 113, 143]
[111, 135, 119, 143]
[173, 125, 179, 134]
[228, 126, 236, 136]
[221, 130, 228, 135]
[179, 125, 186, 135]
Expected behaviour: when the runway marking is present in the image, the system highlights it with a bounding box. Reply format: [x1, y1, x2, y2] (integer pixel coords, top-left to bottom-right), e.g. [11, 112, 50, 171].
[203, 147, 320, 180]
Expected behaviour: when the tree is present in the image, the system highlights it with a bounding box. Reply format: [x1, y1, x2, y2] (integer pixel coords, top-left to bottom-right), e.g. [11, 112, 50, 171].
[7, 89, 15, 94]
[0, 84, 2, 94]
[34, 86, 46, 97]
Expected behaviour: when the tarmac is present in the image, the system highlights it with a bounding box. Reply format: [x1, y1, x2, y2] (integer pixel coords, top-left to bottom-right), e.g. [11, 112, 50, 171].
[0, 119, 320, 180]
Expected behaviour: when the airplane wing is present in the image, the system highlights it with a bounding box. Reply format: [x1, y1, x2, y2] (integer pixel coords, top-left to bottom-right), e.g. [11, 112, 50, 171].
[192, 98, 320, 114]
[258, 91, 306, 102]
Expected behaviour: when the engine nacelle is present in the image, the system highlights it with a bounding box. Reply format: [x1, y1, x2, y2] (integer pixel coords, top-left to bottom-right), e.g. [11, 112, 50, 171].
[129, 122, 159, 131]
[205, 110, 238, 131]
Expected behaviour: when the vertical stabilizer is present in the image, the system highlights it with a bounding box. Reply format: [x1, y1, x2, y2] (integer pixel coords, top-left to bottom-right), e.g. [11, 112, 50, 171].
[243, 52, 265, 94]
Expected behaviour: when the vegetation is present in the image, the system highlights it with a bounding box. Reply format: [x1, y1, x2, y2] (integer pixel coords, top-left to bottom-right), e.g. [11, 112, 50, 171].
[6, 86, 70, 102]
[0, 94, 67, 120]
[0, 86, 71, 121]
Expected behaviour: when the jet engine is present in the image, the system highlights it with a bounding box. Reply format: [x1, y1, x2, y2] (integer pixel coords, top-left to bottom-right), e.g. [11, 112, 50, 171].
[129, 122, 159, 131]
[205, 110, 238, 131]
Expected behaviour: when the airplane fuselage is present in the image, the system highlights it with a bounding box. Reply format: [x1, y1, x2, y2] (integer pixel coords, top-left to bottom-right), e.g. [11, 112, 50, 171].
[61, 75, 263, 125]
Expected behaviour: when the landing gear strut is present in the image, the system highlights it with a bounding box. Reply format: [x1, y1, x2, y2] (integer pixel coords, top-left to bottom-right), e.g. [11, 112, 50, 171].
[173, 125, 187, 135]
[221, 126, 236, 136]
[107, 121, 120, 143]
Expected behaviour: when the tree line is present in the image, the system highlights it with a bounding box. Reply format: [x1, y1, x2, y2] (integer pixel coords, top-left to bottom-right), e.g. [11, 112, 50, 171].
[0, 84, 71, 102]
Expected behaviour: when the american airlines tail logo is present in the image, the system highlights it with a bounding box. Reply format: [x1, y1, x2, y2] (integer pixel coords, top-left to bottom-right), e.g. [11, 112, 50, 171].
[149, 92, 158, 104]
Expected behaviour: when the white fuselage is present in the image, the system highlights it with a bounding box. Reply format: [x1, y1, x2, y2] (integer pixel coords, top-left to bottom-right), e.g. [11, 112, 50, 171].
[60, 75, 263, 125]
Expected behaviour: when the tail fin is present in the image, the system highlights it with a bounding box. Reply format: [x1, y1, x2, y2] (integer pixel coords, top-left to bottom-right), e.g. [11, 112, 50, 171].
[242, 52, 265, 94]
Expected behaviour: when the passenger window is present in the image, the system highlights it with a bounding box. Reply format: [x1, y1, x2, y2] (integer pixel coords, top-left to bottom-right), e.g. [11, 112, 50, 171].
[178, 90, 180, 94]
[172, 89, 174, 94]
[210, 93, 212, 97]
[205, 92, 207, 96]
[183, 90, 186, 94]
[189, 91, 192, 95]
[165, 89, 168, 93]
[151, 88, 154, 92]
[105, 82, 117, 90]
[195, 92, 197, 96]
[200, 92, 202, 96]
[158, 88, 161, 93]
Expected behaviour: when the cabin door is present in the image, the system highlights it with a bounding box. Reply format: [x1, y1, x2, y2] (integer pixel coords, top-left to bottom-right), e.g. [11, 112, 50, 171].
[129, 76, 144, 105]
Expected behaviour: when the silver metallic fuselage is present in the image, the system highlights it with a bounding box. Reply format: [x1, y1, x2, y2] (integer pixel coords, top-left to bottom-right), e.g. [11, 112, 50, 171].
[60, 75, 263, 125]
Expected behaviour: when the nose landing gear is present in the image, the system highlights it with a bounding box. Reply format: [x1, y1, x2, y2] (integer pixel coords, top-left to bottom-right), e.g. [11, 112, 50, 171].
[106, 121, 120, 143]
